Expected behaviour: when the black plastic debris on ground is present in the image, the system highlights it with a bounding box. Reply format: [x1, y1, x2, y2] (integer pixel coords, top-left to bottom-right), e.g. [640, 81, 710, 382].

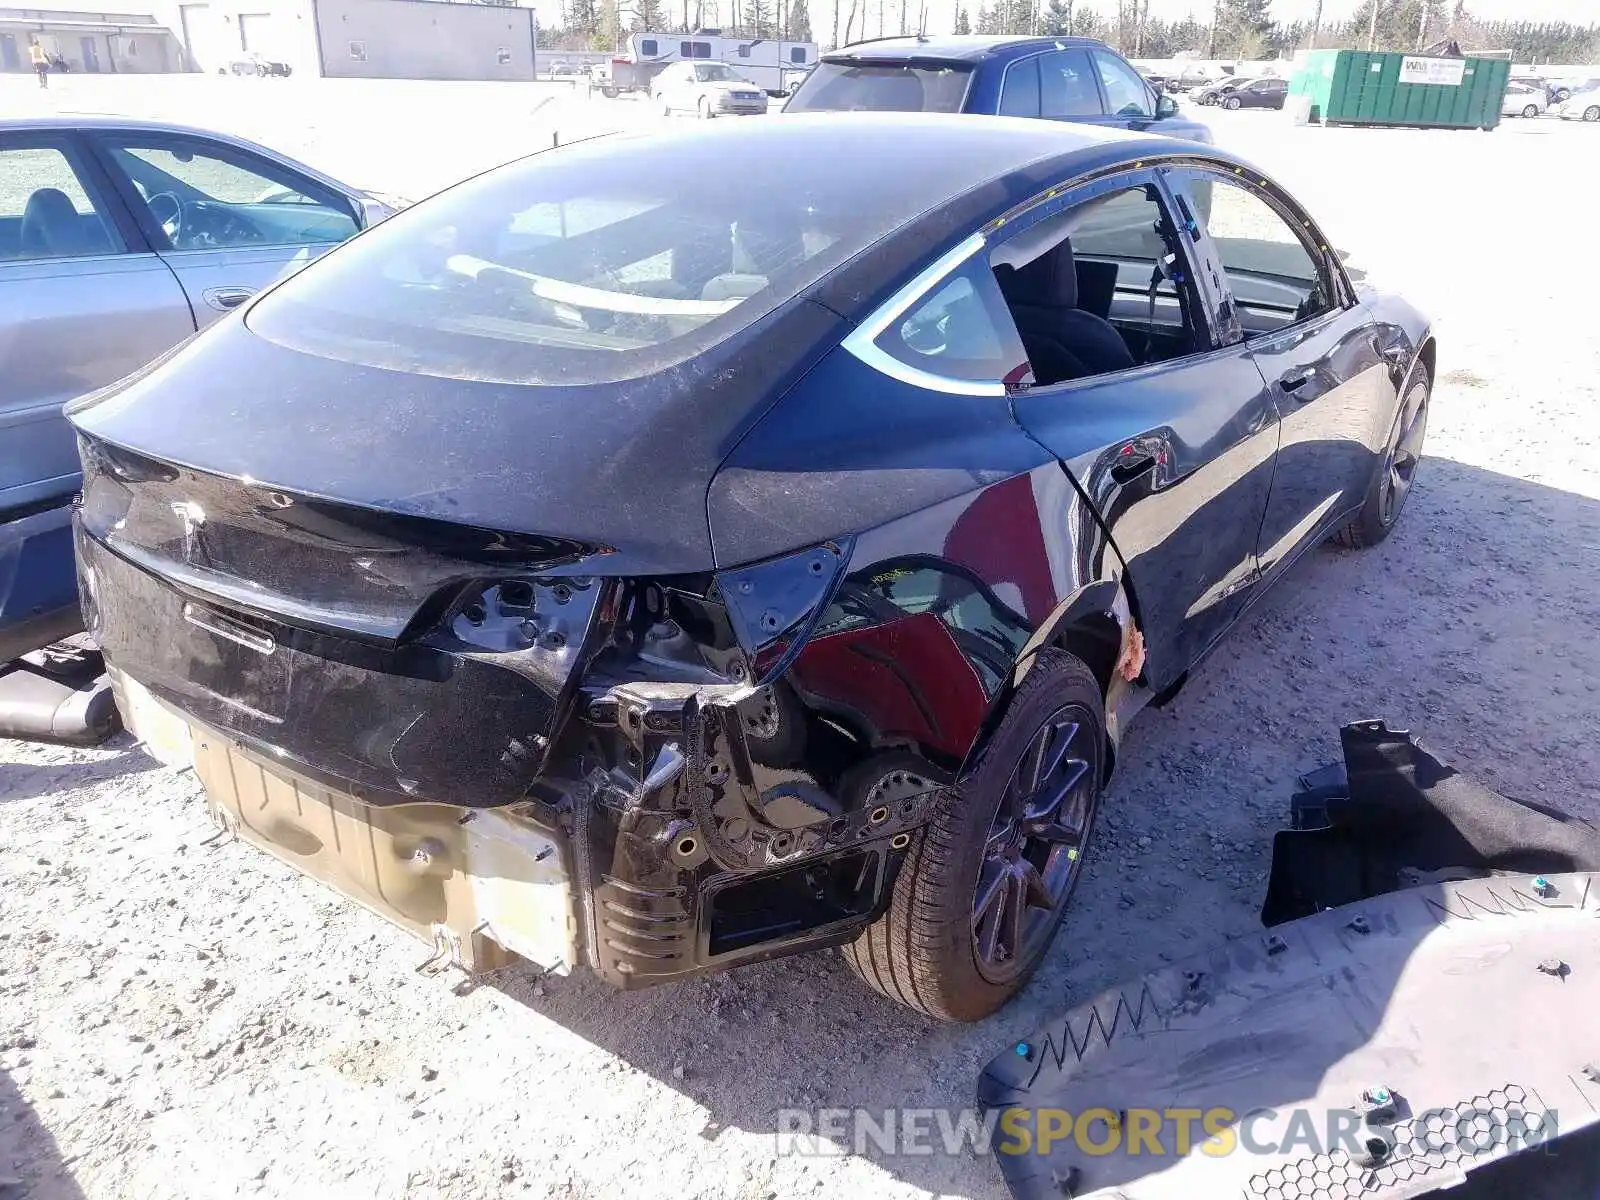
[1262, 719, 1600, 926]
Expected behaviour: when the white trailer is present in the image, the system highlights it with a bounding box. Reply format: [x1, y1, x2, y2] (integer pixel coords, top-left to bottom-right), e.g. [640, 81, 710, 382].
[605, 29, 816, 96]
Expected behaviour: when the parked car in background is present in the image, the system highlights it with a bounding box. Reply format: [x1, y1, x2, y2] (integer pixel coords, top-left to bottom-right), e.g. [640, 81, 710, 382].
[653, 61, 768, 117]
[1557, 86, 1600, 122]
[224, 52, 292, 77]
[1170, 63, 1224, 92]
[784, 35, 1213, 143]
[1550, 76, 1600, 104]
[1196, 76, 1287, 109]
[73, 113, 1433, 1021]
[0, 116, 400, 662]
[1502, 82, 1547, 118]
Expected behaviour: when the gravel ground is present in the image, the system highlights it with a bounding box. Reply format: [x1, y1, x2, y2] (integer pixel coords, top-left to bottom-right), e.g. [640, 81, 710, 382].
[3, 78, 1599, 1200]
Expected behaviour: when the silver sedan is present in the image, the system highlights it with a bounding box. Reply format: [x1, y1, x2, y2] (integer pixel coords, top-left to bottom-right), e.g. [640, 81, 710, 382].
[0, 116, 399, 659]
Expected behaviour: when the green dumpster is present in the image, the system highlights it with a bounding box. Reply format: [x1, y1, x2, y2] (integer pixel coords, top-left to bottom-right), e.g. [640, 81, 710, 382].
[1289, 49, 1510, 130]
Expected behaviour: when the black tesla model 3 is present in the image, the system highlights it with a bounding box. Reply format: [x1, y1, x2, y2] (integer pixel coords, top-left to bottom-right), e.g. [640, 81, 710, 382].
[69, 113, 1433, 1021]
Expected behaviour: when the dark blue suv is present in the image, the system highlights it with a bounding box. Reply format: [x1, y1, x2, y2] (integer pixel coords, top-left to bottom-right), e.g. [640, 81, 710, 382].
[785, 35, 1212, 144]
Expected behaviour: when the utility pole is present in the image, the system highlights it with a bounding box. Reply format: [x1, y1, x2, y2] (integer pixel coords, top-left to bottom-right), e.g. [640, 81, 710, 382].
[1366, 0, 1378, 50]
[1416, 0, 1428, 48]
[1308, 0, 1322, 48]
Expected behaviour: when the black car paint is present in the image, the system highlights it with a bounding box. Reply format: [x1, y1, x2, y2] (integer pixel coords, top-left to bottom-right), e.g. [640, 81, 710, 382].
[70, 116, 1431, 988]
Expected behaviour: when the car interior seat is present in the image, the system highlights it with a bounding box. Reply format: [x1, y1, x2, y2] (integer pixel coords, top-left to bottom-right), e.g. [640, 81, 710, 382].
[995, 239, 1136, 385]
[20, 188, 93, 259]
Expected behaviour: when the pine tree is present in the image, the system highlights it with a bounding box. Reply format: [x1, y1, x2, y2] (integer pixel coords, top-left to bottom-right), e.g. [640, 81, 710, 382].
[1041, 0, 1071, 35]
[788, 0, 812, 40]
[975, 3, 1000, 33]
[635, 0, 666, 27]
[954, 4, 971, 32]
[567, 0, 602, 44]
[748, 0, 775, 36]
[1213, 0, 1272, 56]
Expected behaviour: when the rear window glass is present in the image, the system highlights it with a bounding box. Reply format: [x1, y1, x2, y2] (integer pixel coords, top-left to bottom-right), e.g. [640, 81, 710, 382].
[784, 60, 973, 113]
[247, 129, 949, 386]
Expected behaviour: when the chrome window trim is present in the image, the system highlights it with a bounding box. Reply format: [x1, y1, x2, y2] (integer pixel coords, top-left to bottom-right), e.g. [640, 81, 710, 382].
[839, 232, 1007, 397]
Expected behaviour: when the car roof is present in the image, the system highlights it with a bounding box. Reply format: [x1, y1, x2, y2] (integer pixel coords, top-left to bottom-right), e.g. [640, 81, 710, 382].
[0, 114, 244, 137]
[0, 115, 357, 192]
[824, 34, 1111, 64]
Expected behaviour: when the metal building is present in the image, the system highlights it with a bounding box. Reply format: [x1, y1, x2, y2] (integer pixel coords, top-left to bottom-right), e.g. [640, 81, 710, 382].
[159, 0, 536, 79]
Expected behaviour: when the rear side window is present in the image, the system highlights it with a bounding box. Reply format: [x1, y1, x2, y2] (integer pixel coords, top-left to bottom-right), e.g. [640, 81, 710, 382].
[783, 61, 973, 113]
[870, 257, 1029, 386]
[999, 58, 1040, 117]
[0, 143, 122, 260]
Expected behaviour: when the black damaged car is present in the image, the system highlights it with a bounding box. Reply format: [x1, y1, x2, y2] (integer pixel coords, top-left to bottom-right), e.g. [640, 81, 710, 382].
[69, 114, 1433, 1020]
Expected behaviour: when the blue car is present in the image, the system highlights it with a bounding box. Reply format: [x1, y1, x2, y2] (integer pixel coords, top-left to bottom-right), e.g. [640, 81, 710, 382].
[784, 34, 1212, 143]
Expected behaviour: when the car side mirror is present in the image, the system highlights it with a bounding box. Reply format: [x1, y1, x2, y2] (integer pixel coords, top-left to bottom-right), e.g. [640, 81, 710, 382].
[1157, 93, 1179, 119]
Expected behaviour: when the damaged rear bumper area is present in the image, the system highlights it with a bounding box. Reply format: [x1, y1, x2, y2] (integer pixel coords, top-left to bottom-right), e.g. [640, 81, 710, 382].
[81, 523, 942, 988]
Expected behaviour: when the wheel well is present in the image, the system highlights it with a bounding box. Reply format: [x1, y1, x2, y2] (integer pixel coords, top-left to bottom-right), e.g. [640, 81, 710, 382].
[1054, 612, 1122, 700]
[1054, 613, 1123, 783]
[1417, 337, 1436, 386]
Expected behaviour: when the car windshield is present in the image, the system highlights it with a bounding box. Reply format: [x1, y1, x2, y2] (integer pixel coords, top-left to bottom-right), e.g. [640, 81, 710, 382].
[784, 60, 973, 113]
[695, 64, 744, 82]
[247, 128, 954, 385]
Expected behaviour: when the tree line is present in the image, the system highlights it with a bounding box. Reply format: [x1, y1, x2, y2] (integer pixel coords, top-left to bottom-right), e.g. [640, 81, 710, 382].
[542, 0, 1597, 63]
[957, 0, 1597, 63]
[545, 0, 814, 48]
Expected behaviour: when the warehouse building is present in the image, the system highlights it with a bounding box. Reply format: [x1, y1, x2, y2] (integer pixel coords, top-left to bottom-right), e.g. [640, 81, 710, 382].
[1, 0, 538, 79]
[161, 0, 536, 80]
[0, 6, 182, 72]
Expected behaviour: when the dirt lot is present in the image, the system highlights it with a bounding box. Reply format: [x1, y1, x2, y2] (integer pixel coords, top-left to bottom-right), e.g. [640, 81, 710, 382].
[3, 77, 1599, 1200]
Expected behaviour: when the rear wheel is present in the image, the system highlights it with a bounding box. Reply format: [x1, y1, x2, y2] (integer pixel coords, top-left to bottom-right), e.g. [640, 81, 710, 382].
[1522, 104, 1540, 118]
[841, 649, 1105, 1022]
[1336, 364, 1430, 549]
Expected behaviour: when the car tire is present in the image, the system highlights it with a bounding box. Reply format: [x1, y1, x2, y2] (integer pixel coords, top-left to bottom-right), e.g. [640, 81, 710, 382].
[1224, 95, 1242, 110]
[657, 93, 670, 115]
[698, 95, 714, 119]
[1585, 105, 1600, 122]
[841, 649, 1105, 1022]
[1522, 104, 1540, 117]
[1336, 362, 1431, 549]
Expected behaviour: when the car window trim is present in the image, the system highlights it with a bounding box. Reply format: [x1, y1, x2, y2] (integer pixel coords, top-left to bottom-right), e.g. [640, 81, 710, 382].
[81, 129, 360, 254]
[1169, 165, 1355, 336]
[839, 232, 1009, 397]
[0, 128, 146, 256]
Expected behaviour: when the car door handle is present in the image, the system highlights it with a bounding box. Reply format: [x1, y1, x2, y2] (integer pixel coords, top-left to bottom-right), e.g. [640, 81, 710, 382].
[203, 286, 255, 312]
[1279, 373, 1314, 399]
[1110, 450, 1158, 483]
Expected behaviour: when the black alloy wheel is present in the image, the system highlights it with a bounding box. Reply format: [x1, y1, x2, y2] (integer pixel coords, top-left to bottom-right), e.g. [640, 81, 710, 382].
[1378, 374, 1429, 529]
[841, 648, 1105, 1021]
[971, 712, 1097, 983]
[1336, 364, 1430, 548]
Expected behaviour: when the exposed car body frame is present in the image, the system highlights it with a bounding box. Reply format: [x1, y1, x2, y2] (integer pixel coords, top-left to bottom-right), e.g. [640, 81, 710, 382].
[69, 116, 1434, 998]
